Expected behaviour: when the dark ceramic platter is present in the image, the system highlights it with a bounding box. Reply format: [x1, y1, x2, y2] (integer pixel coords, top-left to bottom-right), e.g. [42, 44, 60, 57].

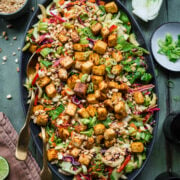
[20, 0, 159, 179]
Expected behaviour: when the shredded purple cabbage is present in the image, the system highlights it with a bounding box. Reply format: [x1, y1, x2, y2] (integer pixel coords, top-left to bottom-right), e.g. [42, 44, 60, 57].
[63, 155, 80, 166]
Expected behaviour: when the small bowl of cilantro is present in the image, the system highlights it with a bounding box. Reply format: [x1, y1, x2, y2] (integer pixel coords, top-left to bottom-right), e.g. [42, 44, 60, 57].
[151, 22, 180, 72]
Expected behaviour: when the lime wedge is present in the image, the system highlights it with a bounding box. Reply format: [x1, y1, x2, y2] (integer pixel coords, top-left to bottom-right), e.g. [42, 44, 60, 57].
[0, 156, 9, 180]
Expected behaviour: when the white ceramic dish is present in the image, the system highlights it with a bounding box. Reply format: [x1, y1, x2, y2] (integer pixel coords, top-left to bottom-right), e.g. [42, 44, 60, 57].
[151, 22, 180, 72]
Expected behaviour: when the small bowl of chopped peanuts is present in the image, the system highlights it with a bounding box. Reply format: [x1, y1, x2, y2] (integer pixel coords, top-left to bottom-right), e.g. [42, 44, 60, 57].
[0, 0, 30, 20]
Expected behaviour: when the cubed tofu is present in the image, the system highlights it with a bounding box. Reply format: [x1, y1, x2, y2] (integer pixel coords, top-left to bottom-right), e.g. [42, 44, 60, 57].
[133, 91, 144, 104]
[119, 83, 129, 92]
[111, 65, 123, 75]
[96, 135, 104, 144]
[71, 30, 80, 43]
[29, 44, 37, 53]
[60, 56, 74, 69]
[47, 149, 58, 161]
[72, 137, 83, 148]
[112, 51, 123, 62]
[73, 44, 86, 51]
[91, 22, 102, 35]
[74, 124, 87, 133]
[89, 53, 100, 65]
[94, 90, 101, 99]
[114, 101, 126, 114]
[37, 76, 51, 87]
[108, 81, 119, 89]
[74, 60, 84, 70]
[131, 142, 144, 153]
[104, 128, 116, 140]
[104, 99, 114, 110]
[94, 124, 106, 135]
[75, 52, 87, 61]
[93, 40, 107, 54]
[67, 75, 79, 89]
[92, 64, 106, 76]
[108, 33, 117, 47]
[105, 138, 116, 148]
[58, 68, 68, 81]
[70, 148, 81, 158]
[111, 92, 122, 104]
[87, 94, 98, 104]
[86, 105, 97, 117]
[33, 105, 44, 113]
[101, 27, 110, 39]
[58, 128, 70, 140]
[85, 137, 95, 149]
[58, 34, 68, 43]
[115, 113, 124, 120]
[36, 114, 48, 126]
[45, 83, 57, 98]
[74, 82, 88, 98]
[78, 108, 89, 118]
[78, 154, 92, 166]
[81, 61, 93, 74]
[91, 75, 103, 85]
[105, 2, 118, 13]
[65, 102, 77, 116]
[99, 81, 108, 91]
[97, 107, 107, 120]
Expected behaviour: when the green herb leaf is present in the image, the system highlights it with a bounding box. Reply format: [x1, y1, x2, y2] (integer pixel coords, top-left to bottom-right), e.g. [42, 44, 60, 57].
[49, 104, 65, 120]
[40, 60, 52, 67]
[87, 82, 94, 93]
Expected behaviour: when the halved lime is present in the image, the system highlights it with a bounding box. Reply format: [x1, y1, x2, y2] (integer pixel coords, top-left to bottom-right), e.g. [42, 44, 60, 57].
[0, 156, 9, 180]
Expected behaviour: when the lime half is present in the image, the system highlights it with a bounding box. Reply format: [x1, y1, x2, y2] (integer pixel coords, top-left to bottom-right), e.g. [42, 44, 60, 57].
[0, 156, 9, 180]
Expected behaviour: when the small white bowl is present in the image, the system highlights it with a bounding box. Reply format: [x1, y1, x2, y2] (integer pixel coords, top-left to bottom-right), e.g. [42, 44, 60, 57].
[151, 22, 180, 72]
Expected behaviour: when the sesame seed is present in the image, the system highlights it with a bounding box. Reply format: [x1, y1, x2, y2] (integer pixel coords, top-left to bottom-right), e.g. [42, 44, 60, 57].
[15, 58, 19, 63]
[2, 31, 6, 37]
[2, 62, 5, 65]
[6, 94, 12, 99]
[2, 56, 7, 61]
[6, 24, 13, 28]
[18, 47, 21, 51]
[12, 52, 16, 56]
[13, 36, 17, 40]
[5, 36, 8, 40]
[31, 7, 35, 11]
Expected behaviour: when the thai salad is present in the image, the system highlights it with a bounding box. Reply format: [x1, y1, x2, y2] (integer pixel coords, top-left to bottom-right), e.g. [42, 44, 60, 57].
[23, 0, 159, 179]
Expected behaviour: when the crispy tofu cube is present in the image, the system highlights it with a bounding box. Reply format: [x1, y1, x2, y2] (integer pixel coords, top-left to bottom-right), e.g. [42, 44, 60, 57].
[94, 124, 106, 135]
[104, 128, 116, 140]
[70, 148, 81, 158]
[29, 44, 37, 53]
[73, 44, 86, 51]
[101, 27, 110, 39]
[37, 76, 51, 87]
[74, 82, 88, 98]
[105, 139, 116, 148]
[86, 105, 97, 117]
[58, 34, 68, 43]
[91, 22, 102, 35]
[133, 91, 144, 104]
[97, 107, 107, 120]
[79, 154, 92, 166]
[112, 51, 123, 62]
[93, 40, 107, 54]
[71, 30, 80, 43]
[87, 94, 98, 104]
[91, 75, 103, 85]
[72, 137, 83, 148]
[74, 60, 84, 70]
[89, 53, 100, 65]
[114, 101, 126, 114]
[108, 33, 117, 47]
[74, 124, 87, 133]
[78, 108, 89, 118]
[36, 114, 48, 126]
[111, 65, 122, 75]
[75, 52, 87, 61]
[60, 56, 74, 69]
[58, 128, 70, 140]
[92, 64, 106, 76]
[111, 92, 122, 104]
[108, 81, 119, 89]
[65, 102, 77, 116]
[81, 61, 93, 74]
[119, 83, 129, 92]
[104, 99, 113, 110]
[99, 81, 108, 91]
[33, 105, 44, 113]
[131, 142, 144, 153]
[58, 68, 68, 81]
[47, 149, 58, 161]
[67, 75, 79, 89]
[85, 137, 95, 149]
[45, 83, 57, 98]
[105, 2, 118, 13]
[94, 89, 101, 99]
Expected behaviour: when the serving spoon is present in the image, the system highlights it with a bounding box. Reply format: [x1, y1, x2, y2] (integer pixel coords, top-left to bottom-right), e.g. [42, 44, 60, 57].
[40, 127, 52, 180]
[15, 52, 38, 160]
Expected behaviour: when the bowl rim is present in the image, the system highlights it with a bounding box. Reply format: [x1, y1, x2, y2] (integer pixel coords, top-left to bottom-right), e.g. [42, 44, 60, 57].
[0, 0, 29, 16]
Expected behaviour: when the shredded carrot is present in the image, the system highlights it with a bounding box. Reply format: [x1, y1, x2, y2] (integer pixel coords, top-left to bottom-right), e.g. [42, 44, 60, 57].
[99, 1, 105, 5]
[52, 142, 56, 147]
[71, 131, 74, 138]
[61, 90, 66, 96]
[35, 63, 40, 71]
[89, 0, 95, 2]
[42, 18, 49, 22]
[51, 133, 55, 142]
[44, 107, 55, 111]
[130, 123, 137, 130]
[127, 22, 131, 26]
[58, 0, 64, 5]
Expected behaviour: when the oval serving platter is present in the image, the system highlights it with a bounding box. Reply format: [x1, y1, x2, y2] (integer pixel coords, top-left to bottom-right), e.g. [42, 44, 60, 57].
[20, 0, 159, 179]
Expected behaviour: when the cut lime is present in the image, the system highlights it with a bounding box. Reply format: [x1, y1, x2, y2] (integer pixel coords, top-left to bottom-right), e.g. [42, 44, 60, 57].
[0, 156, 9, 180]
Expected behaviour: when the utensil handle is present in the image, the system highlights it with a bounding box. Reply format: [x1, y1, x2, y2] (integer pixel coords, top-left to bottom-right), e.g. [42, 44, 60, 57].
[41, 127, 48, 168]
